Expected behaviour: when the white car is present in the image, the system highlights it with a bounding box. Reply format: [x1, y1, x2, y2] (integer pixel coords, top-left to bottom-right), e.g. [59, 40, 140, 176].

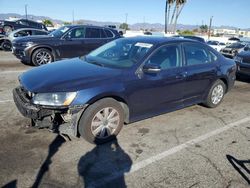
[207, 40, 226, 52]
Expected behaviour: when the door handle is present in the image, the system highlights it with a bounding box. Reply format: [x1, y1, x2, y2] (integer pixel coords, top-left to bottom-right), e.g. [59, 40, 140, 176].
[176, 71, 188, 79]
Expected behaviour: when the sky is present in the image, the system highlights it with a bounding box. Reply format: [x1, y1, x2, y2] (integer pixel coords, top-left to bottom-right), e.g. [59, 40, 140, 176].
[0, 0, 250, 28]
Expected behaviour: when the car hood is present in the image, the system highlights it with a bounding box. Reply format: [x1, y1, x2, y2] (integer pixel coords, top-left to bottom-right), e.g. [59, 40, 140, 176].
[14, 35, 56, 43]
[237, 51, 250, 63]
[19, 58, 123, 93]
[237, 50, 250, 57]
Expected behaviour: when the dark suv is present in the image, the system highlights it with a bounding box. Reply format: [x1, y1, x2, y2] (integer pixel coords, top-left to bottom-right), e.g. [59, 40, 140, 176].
[0, 19, 47, 35]
[12, 25, 121, 66]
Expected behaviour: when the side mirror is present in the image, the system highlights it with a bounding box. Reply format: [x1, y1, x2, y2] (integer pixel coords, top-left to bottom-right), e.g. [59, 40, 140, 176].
[64, 33, 72, 40]
[244, 46, 250, 51]
[14, 33, 18, 37]
[143, 64, 161, 74]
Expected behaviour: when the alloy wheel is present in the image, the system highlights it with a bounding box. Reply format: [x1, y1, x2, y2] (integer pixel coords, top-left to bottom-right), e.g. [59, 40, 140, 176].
[91, 107, 120, 139]
[211, 84, 224, 105]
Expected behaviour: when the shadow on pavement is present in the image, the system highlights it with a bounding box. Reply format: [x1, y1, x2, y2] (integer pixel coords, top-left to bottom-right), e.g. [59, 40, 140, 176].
[77, 137, 132, 188]
[31, 134, 66, 188]
[226, 155, 250, 184]
[236, 75, 250, 83]
[2, 180, 17, 188]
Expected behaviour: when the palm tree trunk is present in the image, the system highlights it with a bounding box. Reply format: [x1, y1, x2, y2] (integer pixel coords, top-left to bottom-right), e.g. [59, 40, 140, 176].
[170, 3, 177, 33]
[173, 3, 185, 33]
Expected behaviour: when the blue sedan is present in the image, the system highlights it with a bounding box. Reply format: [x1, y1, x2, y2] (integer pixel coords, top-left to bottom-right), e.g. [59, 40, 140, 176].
[13, 37, 236, 144]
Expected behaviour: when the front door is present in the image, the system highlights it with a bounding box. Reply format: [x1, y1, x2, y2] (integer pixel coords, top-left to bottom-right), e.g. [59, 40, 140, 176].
[128, 44, 186, 120]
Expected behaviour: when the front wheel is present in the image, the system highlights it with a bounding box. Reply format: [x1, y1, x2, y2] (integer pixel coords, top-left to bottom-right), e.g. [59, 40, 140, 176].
[78, 98, 125, 144]
[203, 80, 226, 108]
[32, 48, 54, 66]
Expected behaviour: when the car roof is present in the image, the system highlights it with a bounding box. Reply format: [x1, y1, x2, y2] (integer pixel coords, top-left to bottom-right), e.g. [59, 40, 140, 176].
[13, 28, 48, 32]
[118, 36, 202, 45]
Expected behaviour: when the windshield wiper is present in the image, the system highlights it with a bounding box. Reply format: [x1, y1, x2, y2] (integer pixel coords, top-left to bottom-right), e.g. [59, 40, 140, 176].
[83, 57, 104, 67]
[89, 61, 104, 67]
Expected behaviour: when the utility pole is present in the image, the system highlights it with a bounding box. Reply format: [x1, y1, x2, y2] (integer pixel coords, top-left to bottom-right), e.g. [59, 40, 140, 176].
[143, 16, 145, 31]
[125, 13, 128, 33]
[25, 4, 28, 20]
[208, 16, 213, 40]
[72, 10, 75, 24]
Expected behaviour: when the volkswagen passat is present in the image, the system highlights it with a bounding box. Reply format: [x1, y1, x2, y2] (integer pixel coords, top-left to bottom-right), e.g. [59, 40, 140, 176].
[13, 37, 236, 144]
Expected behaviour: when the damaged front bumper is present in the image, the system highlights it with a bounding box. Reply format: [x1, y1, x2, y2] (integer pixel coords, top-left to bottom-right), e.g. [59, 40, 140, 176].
[13, 86, 87, 136]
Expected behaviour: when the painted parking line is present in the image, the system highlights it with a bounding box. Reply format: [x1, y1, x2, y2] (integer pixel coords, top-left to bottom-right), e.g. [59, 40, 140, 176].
[92, 116, 250, 187]
[0, 70, 26, 74]
[0, 100, 13, 103]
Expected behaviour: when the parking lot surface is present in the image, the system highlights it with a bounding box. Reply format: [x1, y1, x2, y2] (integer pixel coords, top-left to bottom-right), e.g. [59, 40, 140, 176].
[0, 51, 250, 188]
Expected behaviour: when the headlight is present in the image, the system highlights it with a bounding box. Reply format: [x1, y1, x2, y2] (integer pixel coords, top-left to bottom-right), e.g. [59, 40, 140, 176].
[21, 42, 34, 47]
[32, 92, 77, 106]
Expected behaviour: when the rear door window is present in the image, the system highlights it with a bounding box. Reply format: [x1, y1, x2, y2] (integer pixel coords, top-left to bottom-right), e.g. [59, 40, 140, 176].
[183, 43, 216, 66]
[104, 29, 114, 38]
[85, 28, 101, 38]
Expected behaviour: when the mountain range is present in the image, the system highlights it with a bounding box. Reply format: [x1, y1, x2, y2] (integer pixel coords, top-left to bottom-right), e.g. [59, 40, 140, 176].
[1, 13, 249, 31]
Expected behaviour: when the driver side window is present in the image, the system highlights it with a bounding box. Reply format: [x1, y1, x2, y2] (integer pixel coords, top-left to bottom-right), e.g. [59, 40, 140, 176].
[146, 45, 181, 70]
[69, 28, 85, 39]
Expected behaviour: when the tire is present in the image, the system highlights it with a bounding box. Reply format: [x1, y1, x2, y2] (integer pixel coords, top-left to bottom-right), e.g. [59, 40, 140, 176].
[78, 98, 125, 144]
[32, 48, 54, 66]
[203, 80, 226, 108]
[1, 41, 12, 51]
[3, 26, 13, 34]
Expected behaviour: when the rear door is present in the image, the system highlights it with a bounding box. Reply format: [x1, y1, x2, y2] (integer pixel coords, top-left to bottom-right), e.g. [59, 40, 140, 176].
[182, 42, 218, 105]
[83, 27, 109, 54]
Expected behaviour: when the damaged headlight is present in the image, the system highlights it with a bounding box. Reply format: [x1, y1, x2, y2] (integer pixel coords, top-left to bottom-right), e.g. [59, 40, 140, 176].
[32, 92, 77, 106]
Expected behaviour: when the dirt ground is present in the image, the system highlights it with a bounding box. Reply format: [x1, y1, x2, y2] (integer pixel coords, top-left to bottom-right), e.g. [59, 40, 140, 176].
[0, 51, 249, 188]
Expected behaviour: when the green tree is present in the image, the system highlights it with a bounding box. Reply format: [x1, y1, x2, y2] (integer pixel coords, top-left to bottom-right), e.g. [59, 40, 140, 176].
[200, 24, 208, 33]
[63, 21, 72, 26]
[179, 30, 194, 35]
[43, 19, 54, 27]
[119, 23, 129, 30]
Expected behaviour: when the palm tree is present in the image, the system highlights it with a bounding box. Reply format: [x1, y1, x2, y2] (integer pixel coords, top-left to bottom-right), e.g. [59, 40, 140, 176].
[165, 0, 175, 33]
[173, 0, 186, 33]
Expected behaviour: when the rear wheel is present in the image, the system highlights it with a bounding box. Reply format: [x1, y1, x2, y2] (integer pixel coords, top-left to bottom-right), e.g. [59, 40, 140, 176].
[1, 40, 12, 51]
[78, 98, 125, 144]
[32, 48, 54, 66]
[203, 80, 226, 108]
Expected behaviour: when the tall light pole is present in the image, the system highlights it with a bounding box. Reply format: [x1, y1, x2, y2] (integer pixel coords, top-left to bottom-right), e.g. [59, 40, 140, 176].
[208, 16, 213, 40]
[72, 10, 75, 24]
[125, 13, 128, 33]
[25, 4, 28, 20]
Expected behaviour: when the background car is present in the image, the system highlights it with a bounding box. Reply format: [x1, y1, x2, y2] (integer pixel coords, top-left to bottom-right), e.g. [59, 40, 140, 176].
[207, 40, 226, 51]
[0, 19, 48, 35]
[0, 28, 48, 51]
[234, 46, 250, 77]
[220, 42, 250, 58]
[12, 25, 121, 66]
[13, 37, 236, 144]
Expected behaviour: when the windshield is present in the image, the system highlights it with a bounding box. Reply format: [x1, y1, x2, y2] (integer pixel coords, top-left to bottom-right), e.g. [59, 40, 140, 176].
[49, 26, 70, 38]
[228, 42, 245, 48]
[85, 38, 154, 68]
